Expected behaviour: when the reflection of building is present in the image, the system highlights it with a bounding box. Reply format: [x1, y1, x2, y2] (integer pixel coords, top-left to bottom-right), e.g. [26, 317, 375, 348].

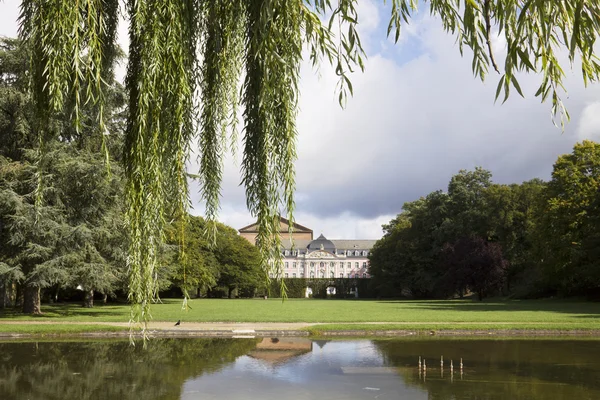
[248, 337, 313, 365]
[239, 217, 376, 279]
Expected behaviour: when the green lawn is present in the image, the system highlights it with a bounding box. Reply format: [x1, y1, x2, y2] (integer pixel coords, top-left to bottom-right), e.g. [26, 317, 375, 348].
[0, 324, 127, 335]
[1, 298, 599, 330]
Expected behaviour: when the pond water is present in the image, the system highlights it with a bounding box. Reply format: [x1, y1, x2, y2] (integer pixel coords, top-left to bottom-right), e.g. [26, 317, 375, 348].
[1, 337, 599, 400]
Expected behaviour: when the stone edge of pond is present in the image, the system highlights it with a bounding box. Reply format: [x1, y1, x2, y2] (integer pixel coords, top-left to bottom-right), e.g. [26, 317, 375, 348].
[1, 329, 600, 340]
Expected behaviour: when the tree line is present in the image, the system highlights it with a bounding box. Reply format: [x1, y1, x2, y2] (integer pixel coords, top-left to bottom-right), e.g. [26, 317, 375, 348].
[369, 142, 600, 300]
[0, 38, 263, 313]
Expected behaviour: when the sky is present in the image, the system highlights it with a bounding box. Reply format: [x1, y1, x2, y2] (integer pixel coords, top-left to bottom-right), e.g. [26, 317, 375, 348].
[2, 1, 600, 240]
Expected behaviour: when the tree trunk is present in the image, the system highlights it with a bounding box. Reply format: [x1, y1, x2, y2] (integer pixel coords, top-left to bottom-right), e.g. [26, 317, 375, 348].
[23, 285, 42, 314]
[228, 287, 234, 299]
[102, 293, 108, 304]
[83, 289, 94, 308]
[196, 287, 201, 298]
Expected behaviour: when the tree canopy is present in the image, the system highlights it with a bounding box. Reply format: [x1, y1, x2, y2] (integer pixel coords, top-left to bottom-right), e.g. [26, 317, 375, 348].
[369, 141, 600, 300]
[163, 215, 262, 300]
[15, 0, 600, 327]
[0, 37, 127, 312]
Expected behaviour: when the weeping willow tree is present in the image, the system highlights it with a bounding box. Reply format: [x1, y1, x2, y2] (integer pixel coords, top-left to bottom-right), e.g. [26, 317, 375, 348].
[16, 0, 600, 335]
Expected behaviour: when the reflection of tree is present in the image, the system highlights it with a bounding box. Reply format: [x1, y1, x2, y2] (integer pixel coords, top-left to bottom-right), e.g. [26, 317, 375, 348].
[0, 338, 259, 400]
[373, 339, 600, 400]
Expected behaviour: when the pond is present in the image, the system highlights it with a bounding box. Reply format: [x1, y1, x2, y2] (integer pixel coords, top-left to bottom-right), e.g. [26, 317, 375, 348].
[1, 337, 599, 399]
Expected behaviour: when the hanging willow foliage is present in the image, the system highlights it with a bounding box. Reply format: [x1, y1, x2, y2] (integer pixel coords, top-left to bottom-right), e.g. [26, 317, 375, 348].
[17, 0, 600, 337]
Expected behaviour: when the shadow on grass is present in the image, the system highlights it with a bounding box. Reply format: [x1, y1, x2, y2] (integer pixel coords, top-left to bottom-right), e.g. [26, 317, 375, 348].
[375, 299, 600, 317]
[0, 303, 126, 319]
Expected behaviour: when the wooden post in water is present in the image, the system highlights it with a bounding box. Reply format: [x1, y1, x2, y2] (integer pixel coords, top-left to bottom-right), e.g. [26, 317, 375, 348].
[418, 356, 422, 370]
[440, 355, 444, 377]
[460, 358, 463, 380]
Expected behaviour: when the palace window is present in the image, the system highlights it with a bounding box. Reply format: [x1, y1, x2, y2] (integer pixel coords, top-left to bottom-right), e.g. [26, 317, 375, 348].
[330, 272, 334, 278]
[300, 271, 304, 277]
[293, 273, 297, 278]
[319, 271, 325, 278]
[330, 262, 335, 268]
[339, 273, 343, 278]
[362, 262, 367, 268]
[310, 262, 315, 268]
[320, 262, 325, 268]
[354, 250, 360, 256]
[284, 250, 289, 256]
[362, 251, 368, 256]
[363, 273, 367, 278]
[355, 262, 359, 268]
[310, 272, 315, 278]
[293, 262, 297, 268]
[285, 262, 289, 268]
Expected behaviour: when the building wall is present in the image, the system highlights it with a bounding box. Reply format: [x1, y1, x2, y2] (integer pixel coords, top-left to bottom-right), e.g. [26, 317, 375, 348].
[277, 251, 371, 279]
[240, 218, 373, 279]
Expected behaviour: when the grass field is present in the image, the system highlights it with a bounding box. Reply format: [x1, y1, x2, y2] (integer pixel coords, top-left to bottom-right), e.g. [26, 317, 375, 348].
[0, 324, 127, 335]
[1, 298, 599, 331]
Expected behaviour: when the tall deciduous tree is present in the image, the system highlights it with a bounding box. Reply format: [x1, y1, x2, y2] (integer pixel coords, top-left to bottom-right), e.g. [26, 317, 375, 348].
[16, 1, 600, 326]
[213, 224, 263, 299]
[537, 141, 600, 295]
[163, 216, 220, 297]
[484, 179, 545, 294]
[439, 236, 508, 300]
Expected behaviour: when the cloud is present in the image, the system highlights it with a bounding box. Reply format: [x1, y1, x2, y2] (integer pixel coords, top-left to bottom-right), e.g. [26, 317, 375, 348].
[577, 102, 600, 141]
[3, 4, 600, 240]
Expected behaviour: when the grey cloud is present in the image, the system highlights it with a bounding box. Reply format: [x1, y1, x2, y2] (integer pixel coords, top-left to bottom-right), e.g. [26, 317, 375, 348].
[3, 2, 599, 239]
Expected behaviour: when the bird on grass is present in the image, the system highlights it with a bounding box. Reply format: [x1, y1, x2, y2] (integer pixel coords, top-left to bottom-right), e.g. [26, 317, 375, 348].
[174, 320, 181, 326]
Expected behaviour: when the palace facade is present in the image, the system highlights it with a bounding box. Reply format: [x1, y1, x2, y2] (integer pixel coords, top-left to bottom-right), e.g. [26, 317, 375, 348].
[239, 217, 376, 279]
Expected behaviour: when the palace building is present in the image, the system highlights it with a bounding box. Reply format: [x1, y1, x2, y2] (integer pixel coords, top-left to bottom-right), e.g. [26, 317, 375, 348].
[239, 217, 376, 279]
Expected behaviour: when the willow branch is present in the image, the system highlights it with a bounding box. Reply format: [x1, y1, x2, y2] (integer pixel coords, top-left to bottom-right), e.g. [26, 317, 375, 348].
[484, 0, 500, 74]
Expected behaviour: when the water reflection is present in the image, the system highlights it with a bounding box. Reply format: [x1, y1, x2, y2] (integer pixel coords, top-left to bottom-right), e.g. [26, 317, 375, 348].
[0, 338, 258, 400]
[1, 337, 599, 400]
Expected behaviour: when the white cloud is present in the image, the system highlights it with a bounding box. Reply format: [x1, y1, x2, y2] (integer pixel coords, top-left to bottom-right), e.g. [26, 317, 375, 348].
[3, 4, 600, 240]
[577, 102, 600, 141]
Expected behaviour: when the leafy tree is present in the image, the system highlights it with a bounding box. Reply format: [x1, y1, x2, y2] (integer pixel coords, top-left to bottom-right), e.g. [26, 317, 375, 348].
[370, 169, 546, 299]
[370, 191, 450, 298]
[0, 146, 126, 311]
[446, 167, 493, 240]
[484, 179, 546, 293]
[163, 216, 262, 299]
[0, 37, 127, 312]
[163, 216, 220, 297]
[439, 236, 508, 300]
[537, 141, 600, 295]
[213, 225, 263, 299]
[17, 0, 600, 323]
[0, 38, 36, 162]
